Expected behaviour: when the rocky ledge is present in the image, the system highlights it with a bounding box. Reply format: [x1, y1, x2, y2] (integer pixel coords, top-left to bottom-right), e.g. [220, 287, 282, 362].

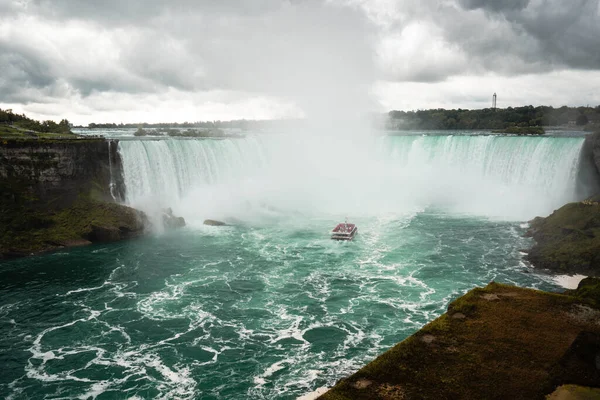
[0, 196, 149, 258]
[319, 279, 600, 400]
[525, 196, 600, 276]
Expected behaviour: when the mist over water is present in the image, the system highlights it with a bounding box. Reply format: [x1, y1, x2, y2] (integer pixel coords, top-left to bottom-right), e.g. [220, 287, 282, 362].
[119, 134, 584, 225]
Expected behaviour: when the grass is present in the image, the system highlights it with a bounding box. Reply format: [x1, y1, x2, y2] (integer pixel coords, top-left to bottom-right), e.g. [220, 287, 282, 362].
[0, 124, 80, 140]
[319, 282, 600, 400]
[0, 195, 144, 256]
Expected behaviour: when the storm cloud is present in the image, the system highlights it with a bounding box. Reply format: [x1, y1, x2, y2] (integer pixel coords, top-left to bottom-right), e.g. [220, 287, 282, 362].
[0, 0, 598, 123]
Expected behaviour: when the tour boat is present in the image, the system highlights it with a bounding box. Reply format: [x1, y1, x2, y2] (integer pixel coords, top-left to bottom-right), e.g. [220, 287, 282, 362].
[331, 220, 357, 241]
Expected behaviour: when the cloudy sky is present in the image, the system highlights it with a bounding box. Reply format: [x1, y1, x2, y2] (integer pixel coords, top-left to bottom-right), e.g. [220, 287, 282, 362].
[1, 0, 599, 125]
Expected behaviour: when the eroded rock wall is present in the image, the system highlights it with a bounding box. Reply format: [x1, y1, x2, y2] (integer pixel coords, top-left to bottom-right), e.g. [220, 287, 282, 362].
[0, 138, 125, 209]
[578, 131, 600, 198]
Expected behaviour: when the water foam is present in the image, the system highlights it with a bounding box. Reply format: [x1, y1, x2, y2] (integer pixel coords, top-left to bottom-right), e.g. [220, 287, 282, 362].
[118, 134, 585, 225]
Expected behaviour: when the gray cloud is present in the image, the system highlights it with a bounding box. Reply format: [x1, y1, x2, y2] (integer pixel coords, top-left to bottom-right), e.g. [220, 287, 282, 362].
[0, 0, 598, 123]
[459, 0, 531, 12]
[451, 0, 600, 71]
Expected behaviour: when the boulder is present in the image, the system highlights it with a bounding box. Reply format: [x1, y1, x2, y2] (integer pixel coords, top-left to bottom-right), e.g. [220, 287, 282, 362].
[204, 219, 227, 226]
[162, 208, 186, 229]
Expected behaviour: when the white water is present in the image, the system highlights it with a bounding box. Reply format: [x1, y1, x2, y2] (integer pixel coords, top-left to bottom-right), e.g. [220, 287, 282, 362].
[118, 134, 585, 224]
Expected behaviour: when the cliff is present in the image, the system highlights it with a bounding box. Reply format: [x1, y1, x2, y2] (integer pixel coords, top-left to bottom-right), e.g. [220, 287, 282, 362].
[0, 138, 144, 258]
[576, 131, 600, 198]
[525, 198, 600, 276]
[1, 138, 125, 207]
[319, 280, 600, 400]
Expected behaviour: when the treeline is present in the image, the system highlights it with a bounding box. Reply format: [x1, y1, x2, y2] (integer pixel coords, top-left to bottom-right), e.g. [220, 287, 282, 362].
[86, 119, 284, 130]
[0, 108, 72, 134]
[134, 127, 242, 138]
[386, 105, 600, 130]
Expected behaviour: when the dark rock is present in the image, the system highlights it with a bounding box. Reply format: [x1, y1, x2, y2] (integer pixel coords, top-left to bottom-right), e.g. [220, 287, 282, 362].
[550, 331, 600, 389]
[526, 201, 600, 276]
[578, 131, 600, 198]
[0, 138, 126, 210]
[162, 208, 186, 229]
[204, 219, 227, 226]
[90, 225, 121, 242]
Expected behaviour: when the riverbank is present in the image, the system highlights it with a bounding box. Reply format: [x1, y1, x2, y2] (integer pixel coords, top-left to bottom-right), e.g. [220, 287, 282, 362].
[319, 279, 600, 399]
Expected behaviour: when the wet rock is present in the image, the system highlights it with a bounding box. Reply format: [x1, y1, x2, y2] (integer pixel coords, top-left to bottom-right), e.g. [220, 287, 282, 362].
[90, 225, 121, 242]
[163, 208, 186, 229]
[204, 219, 227, 226]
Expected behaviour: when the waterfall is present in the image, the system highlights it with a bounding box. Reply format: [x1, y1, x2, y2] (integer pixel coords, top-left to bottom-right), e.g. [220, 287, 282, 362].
[118, 135, 586, 223]
[107, 140, 117, 201]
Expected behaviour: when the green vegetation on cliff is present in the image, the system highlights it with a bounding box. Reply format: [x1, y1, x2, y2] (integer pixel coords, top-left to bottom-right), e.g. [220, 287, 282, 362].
[0, 108, 73, 136]
[320, 281, 600, 400]
[0, 195, 146, 257]
[526, 197, 600, 276]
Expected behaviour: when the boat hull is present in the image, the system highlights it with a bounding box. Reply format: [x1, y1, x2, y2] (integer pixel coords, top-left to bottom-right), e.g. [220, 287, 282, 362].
[331, 224, 357, 241]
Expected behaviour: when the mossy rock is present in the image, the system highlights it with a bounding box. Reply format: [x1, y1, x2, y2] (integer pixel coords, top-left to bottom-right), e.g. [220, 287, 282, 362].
[526, 201, 600, 276]
[569, 277, 600, 307]
[319, 283, 600, 400]
[1, 195, 147, 258]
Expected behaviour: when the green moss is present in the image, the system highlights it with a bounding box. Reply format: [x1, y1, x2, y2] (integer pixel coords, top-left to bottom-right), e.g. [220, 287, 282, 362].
[569, 277, 600, 307]
[527, 202, 600, 275]
[319, 283, 600, 400]
[1, 193, 143, 256]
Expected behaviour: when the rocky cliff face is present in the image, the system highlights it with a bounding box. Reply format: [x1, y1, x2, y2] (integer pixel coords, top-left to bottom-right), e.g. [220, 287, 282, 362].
[0, 138, 140, 258]
[578, 131, 600, 198]
[0, 138, 125, 209]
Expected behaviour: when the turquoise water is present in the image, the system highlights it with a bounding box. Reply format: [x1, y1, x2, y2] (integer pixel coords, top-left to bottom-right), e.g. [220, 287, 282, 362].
[0, 134, 587, 399]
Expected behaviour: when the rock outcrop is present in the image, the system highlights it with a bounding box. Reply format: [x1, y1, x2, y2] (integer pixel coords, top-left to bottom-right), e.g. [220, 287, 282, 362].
[525, 198, 600, 276]
[163, 208, 186, 229]
[577, 131, 600, 198]
[319, 281, 600, 400]
[204, 219, 227, 226]
[1, 195, 148, 258]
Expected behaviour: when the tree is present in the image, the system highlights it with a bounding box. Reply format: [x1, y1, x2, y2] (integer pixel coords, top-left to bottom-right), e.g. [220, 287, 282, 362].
[576, 114, 589, 126]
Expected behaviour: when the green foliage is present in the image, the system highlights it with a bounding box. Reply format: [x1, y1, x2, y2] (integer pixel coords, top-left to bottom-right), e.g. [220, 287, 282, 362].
[386, 105, 600, 130]
[570, 277, 600, 307]
[492, 126, 545, 135]
[0, 108, 72, 134]
[577, 114, 589, 126]
[134, 127, 147, 136]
